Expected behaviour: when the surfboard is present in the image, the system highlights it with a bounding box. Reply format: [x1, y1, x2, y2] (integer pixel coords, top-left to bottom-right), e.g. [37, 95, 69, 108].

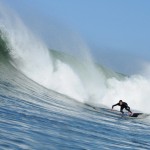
[122, 112, 150, 118]
[130, 113, 143, 117]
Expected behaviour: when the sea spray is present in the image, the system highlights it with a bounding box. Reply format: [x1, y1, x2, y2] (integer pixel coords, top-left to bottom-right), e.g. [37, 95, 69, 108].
[0, 3, 88, 101]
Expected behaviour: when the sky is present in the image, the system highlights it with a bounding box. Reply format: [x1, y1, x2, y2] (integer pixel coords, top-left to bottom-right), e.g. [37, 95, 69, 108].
[3, 0, 150, 75]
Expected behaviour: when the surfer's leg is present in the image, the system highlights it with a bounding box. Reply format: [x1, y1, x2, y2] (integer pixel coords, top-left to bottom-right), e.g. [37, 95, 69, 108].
[125, 106, 132, 113]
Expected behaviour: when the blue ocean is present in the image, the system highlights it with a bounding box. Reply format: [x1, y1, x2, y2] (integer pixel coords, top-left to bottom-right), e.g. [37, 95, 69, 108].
[0, 4, 150, 150]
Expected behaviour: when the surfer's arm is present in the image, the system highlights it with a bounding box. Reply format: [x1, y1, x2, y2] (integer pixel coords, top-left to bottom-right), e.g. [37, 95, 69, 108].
[112, 103, 119, 109]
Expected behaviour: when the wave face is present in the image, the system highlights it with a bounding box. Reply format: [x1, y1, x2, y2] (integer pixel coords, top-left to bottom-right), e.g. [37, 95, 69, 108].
[0, 3, 150, 114]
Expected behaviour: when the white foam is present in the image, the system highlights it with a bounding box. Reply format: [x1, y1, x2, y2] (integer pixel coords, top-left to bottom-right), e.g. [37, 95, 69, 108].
[101, 75, 150, 113]
[0, 3, 88, 101]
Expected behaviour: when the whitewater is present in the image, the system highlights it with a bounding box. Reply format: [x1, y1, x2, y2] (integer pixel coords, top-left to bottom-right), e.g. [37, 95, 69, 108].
[0, 3, 150, 150]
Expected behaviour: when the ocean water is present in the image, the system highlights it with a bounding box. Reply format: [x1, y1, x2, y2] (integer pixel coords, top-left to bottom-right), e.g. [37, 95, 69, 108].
[0, 4, 150, 150]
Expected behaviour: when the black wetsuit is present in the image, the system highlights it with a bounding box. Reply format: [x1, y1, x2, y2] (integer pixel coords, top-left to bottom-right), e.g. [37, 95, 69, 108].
[112, 102, 132, 114]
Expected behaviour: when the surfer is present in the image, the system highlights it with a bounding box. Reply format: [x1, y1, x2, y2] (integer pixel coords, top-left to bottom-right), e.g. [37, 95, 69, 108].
[112, 100, 132, 114]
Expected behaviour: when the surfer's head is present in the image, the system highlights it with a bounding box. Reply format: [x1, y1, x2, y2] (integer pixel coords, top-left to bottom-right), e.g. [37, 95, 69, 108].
[119, 100, 123, 105]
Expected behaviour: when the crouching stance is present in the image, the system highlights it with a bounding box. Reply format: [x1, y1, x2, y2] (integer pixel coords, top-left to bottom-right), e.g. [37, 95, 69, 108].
[112, 100, 132, 114]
